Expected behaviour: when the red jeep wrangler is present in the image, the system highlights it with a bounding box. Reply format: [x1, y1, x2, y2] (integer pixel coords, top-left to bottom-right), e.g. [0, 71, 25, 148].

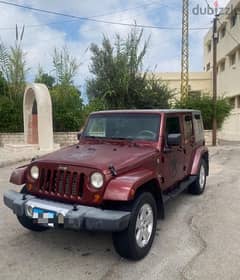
[4, 110, 209, 260]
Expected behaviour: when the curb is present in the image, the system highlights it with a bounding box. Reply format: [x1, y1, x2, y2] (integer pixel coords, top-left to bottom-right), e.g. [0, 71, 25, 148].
[0, 156, 33, 168]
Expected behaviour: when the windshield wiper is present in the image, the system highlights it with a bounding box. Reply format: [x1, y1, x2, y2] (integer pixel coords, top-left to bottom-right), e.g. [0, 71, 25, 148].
[84, 136, 102, 139]
[108, 137, 134, 141]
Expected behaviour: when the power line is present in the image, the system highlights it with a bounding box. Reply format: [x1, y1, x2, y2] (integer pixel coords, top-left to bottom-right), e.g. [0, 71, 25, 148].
[0, 1, 172, 31]
[0, 1, 210, 31]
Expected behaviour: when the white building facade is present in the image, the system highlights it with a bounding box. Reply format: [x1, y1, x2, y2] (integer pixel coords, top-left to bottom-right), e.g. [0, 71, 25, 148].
[204, 0, 240, 142]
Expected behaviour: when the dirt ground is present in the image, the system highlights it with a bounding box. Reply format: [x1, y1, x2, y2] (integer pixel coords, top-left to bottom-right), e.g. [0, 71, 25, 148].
[0, 146, 240, 280]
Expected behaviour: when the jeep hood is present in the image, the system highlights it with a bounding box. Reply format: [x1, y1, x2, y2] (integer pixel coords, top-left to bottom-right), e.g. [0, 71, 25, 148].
[37, 143, 156, 173]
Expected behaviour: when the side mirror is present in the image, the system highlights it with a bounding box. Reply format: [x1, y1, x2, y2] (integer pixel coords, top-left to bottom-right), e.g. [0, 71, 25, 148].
[77, 132, 82, 141]
[167, 133, 181, 146]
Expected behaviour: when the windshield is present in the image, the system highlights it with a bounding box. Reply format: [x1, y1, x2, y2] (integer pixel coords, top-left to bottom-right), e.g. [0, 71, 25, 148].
[83, 113, 161, 141]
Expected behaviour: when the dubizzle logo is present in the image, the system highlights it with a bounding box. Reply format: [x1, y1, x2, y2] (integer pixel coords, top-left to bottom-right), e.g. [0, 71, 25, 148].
[192, 1, 240, 16]
[213, 1, 219, 8]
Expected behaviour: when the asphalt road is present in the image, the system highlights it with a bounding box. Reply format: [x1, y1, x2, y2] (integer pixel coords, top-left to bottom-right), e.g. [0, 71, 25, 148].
[1, 146, 240, 280]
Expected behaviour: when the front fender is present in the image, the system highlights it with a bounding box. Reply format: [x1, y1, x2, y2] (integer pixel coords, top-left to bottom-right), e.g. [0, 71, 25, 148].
[103, 169, 157, 201]
[10, 166, 28, 185]
[191, 146, 209, 175]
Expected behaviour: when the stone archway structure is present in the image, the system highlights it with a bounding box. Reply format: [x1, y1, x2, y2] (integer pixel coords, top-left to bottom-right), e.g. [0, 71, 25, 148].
[24, 83, 54, 151]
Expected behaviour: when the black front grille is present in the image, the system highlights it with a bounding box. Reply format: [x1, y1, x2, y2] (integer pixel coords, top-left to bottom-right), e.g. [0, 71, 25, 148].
[37, 168, 85, 198]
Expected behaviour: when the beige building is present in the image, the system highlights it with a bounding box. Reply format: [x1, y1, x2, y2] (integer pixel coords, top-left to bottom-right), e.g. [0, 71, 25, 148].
[204, 0, 240, 142]
[155, 72, 212, 99]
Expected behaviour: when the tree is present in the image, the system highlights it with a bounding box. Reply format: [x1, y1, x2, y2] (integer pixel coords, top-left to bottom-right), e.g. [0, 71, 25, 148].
[0, 41, 28, 99]
[53, 46, 80, 86]
[0, 29, 27, 132]
[174, 95, 231, 129]
[136, 74, 174, 109]
[50, 46, 83, 131]
[0, 71, 8, 96]
[51, 85, 84, 131]
[86, 28, 173, 109]
[35, 66, 55, 89]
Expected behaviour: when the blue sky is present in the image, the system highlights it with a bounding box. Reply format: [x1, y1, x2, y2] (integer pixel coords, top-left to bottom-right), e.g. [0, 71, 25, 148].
[0, 0, 229, 102]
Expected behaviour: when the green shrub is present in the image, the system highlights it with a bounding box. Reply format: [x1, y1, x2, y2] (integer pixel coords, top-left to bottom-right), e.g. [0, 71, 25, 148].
[174, 95, 231, 130]
[50, 85, 84, 132]
[0, 95, 23, 132]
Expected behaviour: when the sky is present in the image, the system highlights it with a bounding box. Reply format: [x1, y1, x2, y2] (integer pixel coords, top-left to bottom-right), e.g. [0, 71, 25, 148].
[0, 0, 230, 102]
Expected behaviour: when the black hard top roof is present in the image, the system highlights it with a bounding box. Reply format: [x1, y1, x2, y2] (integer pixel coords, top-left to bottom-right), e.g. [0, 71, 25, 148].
[91, 109, 201, 115]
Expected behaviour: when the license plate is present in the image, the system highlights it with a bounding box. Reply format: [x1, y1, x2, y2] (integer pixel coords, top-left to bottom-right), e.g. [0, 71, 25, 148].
[33, 208, 56, 225]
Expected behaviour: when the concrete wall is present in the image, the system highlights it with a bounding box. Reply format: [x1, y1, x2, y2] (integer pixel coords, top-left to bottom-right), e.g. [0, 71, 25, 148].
[0, 131, 213, 147]
[0, 132, 78, 147]
[0, 133, 25, 146]
[204, 130, 213, 146]
[53, 132, 78, 147]
[219, 109, 240, 142]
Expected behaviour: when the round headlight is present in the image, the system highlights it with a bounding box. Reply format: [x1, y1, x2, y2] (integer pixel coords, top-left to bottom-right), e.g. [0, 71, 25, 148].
[90, 172, 104, 189]
[30, 165, 39, 180]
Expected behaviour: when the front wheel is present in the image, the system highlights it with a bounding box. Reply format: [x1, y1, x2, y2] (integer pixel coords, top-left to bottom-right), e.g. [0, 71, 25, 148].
[188, 159, 207, 195]
[112, 192, 157, 260]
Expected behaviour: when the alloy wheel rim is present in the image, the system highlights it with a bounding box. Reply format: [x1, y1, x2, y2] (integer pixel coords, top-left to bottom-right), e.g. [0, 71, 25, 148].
[135, 203, 154, 248]
[199, 165, 206, 189]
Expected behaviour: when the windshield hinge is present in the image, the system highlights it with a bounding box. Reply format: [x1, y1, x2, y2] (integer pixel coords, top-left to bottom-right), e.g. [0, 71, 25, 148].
[109, 164, 117, 177]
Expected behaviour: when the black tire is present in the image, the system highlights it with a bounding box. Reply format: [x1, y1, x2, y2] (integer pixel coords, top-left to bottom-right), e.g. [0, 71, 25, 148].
[188, 159, 207, 195]
[112, 192, 157, 260]
[17, 186, 49, 232]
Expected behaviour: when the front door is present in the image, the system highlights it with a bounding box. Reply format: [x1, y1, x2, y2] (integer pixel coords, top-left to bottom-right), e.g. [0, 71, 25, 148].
[161, 115, 185, 190]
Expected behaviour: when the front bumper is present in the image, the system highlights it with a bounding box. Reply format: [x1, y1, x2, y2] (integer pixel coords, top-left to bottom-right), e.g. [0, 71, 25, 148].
[3, 190, 131, 232]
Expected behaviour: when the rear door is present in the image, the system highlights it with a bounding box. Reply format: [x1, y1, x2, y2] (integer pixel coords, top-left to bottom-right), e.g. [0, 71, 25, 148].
[183, 113, 195, 175]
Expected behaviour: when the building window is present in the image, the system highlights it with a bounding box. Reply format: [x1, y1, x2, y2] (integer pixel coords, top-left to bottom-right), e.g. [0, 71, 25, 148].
[220, 60, 225, 72]
[220, 26, 226, 39]
[230, 52, 236, 66]
[206, 62, 211, 71]
[229, 97, 235, 109]
[207, 41, 211, 53]
[189, 91, 201, 98]
[231, 12, 237, 27]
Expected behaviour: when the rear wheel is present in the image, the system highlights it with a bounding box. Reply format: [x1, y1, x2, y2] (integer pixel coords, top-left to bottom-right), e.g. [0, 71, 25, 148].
[112, 192, 157, 260]
[17, 186, 49, 232]
[188, 159, 207, 195]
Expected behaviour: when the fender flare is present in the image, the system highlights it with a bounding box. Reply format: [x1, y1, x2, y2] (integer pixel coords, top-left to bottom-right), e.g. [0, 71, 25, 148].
[103, 169, 165, 219]
[191, 146, 209, 176]
[103, 169, 159, 201]
[10, 166, 28, 185]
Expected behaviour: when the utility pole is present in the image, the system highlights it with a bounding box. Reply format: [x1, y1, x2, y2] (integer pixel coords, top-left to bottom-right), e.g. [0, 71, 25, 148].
[181, 0, 189, 101]
[212, 15, 218, 146]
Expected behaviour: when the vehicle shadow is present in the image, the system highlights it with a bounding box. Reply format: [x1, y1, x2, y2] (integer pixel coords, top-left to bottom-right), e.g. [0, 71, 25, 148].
[7, 191, 202, 263]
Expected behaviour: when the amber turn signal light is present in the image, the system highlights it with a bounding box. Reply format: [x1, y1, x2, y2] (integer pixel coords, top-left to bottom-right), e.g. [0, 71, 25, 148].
[27, 184, 33, 191]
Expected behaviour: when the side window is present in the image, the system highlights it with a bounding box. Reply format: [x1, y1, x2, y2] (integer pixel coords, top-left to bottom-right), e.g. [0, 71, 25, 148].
[166, 117, 181, 134]
[193, 114, 204, 142]
[184, 115, 193, 141]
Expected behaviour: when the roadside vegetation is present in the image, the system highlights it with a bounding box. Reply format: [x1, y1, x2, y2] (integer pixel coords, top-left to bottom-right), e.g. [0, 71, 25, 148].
[174, 95, 231, 129]
[0, 28, 231, 132]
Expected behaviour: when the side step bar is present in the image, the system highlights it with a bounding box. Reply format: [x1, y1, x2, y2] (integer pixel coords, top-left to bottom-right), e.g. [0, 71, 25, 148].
[162, 176, 197, 203]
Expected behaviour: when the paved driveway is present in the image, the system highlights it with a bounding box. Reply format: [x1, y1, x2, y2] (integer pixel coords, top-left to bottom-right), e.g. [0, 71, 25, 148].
[0, 146, 240, 280]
